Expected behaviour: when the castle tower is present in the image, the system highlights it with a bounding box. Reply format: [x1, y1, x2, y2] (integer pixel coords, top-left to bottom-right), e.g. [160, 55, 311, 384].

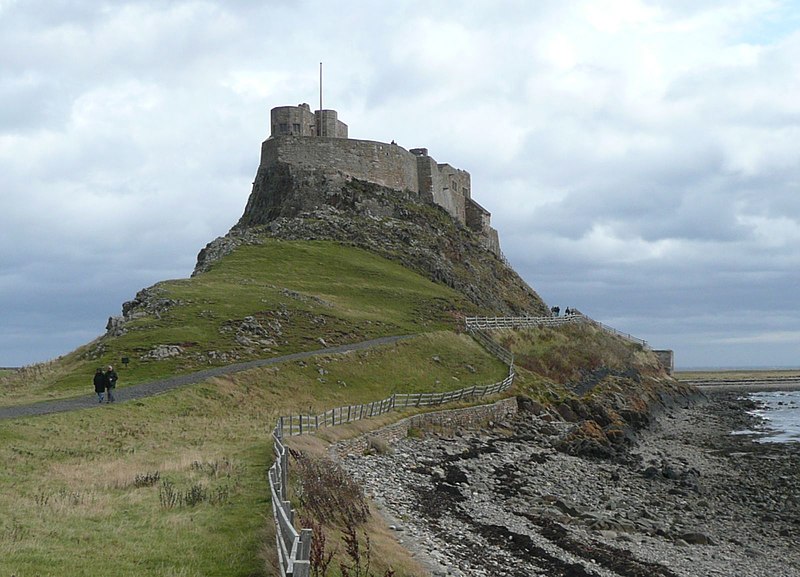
[269, 104, 347, 138]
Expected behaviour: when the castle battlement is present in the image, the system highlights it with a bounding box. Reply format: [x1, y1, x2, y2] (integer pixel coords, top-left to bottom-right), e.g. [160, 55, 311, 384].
[244, 104, 500, 255]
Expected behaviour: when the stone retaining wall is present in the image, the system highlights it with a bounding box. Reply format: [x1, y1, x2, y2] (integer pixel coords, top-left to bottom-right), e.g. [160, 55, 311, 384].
[330, 397, 518, 459]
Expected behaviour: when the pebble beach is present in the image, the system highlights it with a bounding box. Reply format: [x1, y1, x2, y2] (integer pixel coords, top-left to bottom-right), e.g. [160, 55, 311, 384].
[339, 391, 800, 577]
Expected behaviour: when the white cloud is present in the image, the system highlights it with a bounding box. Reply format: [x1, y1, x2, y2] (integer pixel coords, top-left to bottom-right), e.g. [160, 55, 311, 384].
[2, 0, 800, 367]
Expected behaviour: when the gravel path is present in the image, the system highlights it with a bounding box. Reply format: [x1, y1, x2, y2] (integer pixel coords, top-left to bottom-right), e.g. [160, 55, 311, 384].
[0, 335, 412, 421]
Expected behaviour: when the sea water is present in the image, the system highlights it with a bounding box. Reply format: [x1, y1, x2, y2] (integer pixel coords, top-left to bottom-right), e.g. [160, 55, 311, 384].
[745, 390, 800, 443]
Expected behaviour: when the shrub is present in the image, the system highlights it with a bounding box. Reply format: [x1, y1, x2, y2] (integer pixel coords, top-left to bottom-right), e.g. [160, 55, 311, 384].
[290, 449, 369, 526]
[134, 471, 161, 488]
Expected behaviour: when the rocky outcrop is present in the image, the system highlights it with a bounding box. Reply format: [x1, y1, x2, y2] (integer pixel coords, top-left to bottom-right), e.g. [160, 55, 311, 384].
[105, 286, 181, 338]
[195, 176, 549, 316]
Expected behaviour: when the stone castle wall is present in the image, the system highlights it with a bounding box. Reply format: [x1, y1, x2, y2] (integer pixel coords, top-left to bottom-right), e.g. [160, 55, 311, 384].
[262, 136, 422, 197]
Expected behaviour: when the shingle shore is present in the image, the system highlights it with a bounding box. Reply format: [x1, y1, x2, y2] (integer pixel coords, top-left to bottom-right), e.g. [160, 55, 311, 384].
[339, 392, 800, 577]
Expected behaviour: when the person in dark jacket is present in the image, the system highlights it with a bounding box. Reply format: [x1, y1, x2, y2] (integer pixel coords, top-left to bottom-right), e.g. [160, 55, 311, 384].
[104, 365, 118, 403]
[93, 368, 105, 403]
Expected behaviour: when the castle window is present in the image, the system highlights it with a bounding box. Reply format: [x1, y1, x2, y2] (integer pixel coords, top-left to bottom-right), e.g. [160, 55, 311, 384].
[279, 123, 289, 134]
[293, 123, 301, 134]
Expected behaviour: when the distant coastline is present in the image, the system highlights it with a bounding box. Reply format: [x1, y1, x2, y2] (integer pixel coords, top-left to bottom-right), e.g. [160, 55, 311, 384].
[675, 368, 800, 392]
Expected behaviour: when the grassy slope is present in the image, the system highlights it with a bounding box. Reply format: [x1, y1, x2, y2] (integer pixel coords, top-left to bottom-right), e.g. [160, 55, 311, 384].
[0, 239, 507, 577]
[0, 336, 508, 577]
[1, 240, 478, 407]
[494, 323, 667, 402]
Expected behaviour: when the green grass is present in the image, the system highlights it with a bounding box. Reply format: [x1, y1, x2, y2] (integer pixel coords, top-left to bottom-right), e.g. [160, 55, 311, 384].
[0, 240, 478, 407]
[496, 324, 657, 382]
[0, 332, 507, 577]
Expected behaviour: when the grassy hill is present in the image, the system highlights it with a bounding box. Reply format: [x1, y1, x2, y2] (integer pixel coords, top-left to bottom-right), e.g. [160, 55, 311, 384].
[0, 239, 511, 577]
[0, 240, 480, 407]
[0, 331, 510, 577]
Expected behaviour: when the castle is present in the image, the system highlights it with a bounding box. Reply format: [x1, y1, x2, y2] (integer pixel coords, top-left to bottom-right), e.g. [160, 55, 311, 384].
[243, 103, 500, 255]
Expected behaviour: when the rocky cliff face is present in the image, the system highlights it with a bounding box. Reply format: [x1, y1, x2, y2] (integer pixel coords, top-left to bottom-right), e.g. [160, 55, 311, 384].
[196, 168, 549, 316]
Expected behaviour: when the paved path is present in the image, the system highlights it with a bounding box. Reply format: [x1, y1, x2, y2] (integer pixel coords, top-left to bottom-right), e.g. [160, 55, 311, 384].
[0, 335, 413, 421]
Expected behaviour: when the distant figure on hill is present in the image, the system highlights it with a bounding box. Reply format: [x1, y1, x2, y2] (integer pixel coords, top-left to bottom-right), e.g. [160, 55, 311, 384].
[93, 368, 105, 403]
[551, 306, 560, 316]
[104, 365, 118, 403]
[565, 307, 572, 315]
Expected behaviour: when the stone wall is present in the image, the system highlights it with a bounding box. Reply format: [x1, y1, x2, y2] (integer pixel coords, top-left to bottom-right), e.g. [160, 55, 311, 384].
[317, 109, 348, 138]
[330, 397, 518, 459]
[260, 137, 489, 244]
[654, 350, 674, 374]
[270, 104, 316, 137]
[263, 136, 421, 195]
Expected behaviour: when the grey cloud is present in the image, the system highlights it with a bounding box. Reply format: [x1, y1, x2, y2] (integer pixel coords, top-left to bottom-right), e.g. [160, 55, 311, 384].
[3, 1, 800, 369]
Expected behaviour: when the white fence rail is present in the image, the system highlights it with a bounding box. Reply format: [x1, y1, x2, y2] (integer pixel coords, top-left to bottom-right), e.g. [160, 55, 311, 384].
[465, 314, 649, 348]
[268, 431, 311, 577]
[465, 314, 584, 330]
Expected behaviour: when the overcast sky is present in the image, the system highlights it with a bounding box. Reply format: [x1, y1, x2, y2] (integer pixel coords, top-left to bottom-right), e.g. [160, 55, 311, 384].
[2, 0, 799, 369]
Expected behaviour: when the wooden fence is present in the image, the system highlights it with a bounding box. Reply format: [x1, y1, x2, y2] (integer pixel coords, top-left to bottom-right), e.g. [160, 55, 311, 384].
[268, 430, 312, 577]
[267, 329, 517, 574]
[467, 326, 515, 366]
[276, 369, 515, 437]
[465, 314, 585, 330]
[465, 314, 649, 348]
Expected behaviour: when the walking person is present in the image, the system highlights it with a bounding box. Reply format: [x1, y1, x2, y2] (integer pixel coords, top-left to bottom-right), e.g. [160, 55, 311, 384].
[93, 368, 105, 403]
[104, 365, 118, 403]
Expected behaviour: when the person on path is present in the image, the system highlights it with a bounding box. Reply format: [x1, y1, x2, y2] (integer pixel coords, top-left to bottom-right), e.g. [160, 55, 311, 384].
[104, 365, 118, 403]
[93, 368, 105, 403]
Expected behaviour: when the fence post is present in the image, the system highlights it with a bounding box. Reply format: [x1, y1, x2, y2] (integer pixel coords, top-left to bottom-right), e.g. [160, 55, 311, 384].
[293, 528, 313, 577]
[280, 451, 288, 497]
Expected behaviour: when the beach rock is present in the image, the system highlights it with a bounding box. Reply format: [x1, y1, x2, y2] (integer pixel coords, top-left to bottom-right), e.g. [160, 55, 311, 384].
[332, 391, 800, 577]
